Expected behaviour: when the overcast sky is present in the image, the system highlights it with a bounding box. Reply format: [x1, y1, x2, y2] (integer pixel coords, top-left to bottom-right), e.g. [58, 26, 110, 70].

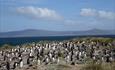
[0, 0, 115, 32]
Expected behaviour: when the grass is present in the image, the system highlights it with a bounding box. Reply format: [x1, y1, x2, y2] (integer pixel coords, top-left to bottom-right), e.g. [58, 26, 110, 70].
[45, 64, 72, 70]
[81, 60, 115, 70]
[0, 44, 13, 50]
[82, 63, 103, 70]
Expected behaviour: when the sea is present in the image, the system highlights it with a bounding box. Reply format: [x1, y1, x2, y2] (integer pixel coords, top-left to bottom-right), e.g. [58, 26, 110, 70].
[0, 35, 115, 46]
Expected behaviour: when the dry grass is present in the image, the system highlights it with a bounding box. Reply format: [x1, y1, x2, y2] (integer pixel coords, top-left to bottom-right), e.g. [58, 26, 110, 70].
[81, 61, 115, 70]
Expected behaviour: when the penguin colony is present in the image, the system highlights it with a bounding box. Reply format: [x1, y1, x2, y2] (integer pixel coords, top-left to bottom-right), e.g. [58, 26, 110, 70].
[0, 38, 115, 70]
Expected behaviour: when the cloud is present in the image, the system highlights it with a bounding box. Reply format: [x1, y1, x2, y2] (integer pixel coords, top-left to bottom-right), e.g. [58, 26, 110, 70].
[80, 8, 115, 20]
[80, 8, 96, 16]
[98, 11, 115, 20]
[17, 6, 63, 21]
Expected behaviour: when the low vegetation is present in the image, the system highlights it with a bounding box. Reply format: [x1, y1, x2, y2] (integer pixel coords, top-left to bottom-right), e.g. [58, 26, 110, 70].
[0, 44, 13, 50]
[81, 60, 115, 70]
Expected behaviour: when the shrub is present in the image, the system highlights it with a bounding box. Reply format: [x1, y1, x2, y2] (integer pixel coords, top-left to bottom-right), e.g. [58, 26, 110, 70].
[0, 44, 13, 50]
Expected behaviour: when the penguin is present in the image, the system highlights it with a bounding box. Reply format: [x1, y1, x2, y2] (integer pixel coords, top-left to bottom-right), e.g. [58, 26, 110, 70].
[52, 57, 56, 63]
[6, 61, 10, 70]
[57, 58, 60, 64]
[37, 59, 41, 65]
[71, 61, 75, 65]
[45, 58, 49, 65]
[13, 62, 18, 70]
[19, 59, 23, 68]
[27, 57, 30, 65]
[106, 54, 110, 62]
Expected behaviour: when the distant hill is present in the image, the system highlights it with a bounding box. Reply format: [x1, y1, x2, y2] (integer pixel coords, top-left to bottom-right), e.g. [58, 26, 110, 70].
[0, 29, 115, 38]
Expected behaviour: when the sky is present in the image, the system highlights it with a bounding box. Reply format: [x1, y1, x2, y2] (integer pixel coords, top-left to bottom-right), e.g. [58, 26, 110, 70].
[0, 0, 115, 32]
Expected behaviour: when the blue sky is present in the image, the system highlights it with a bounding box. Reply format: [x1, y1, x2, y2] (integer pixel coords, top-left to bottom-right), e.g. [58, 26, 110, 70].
[0, 0, 115, 32]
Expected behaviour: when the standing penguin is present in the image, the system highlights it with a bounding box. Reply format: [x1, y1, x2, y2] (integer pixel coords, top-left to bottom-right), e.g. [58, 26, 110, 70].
[57, 57, 60, 64]
[37, 59, 41, 65]
[6, 61, 10, 70]
[106, 54, 110, 62]
[19, 59, 23, 68]
[45, 57, 49, 65]
[27, 57, 30, 65]
[13, 62, 18, 70]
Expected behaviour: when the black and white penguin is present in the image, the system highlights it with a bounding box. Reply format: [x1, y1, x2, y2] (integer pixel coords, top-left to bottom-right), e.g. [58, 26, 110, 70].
[6, 61, 10, 70]
[19, 59, 23, 68]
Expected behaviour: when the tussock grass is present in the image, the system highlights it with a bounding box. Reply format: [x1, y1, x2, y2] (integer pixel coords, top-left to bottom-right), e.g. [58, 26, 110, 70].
[82, 63, 103, 70]
[0, 44, 13, 50]
[81, 61, 115, 70]
[43, 64, 72, 70]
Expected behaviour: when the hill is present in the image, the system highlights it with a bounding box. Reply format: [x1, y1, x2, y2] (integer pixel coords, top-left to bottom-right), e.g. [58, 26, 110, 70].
[0, 29, 115, 38]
